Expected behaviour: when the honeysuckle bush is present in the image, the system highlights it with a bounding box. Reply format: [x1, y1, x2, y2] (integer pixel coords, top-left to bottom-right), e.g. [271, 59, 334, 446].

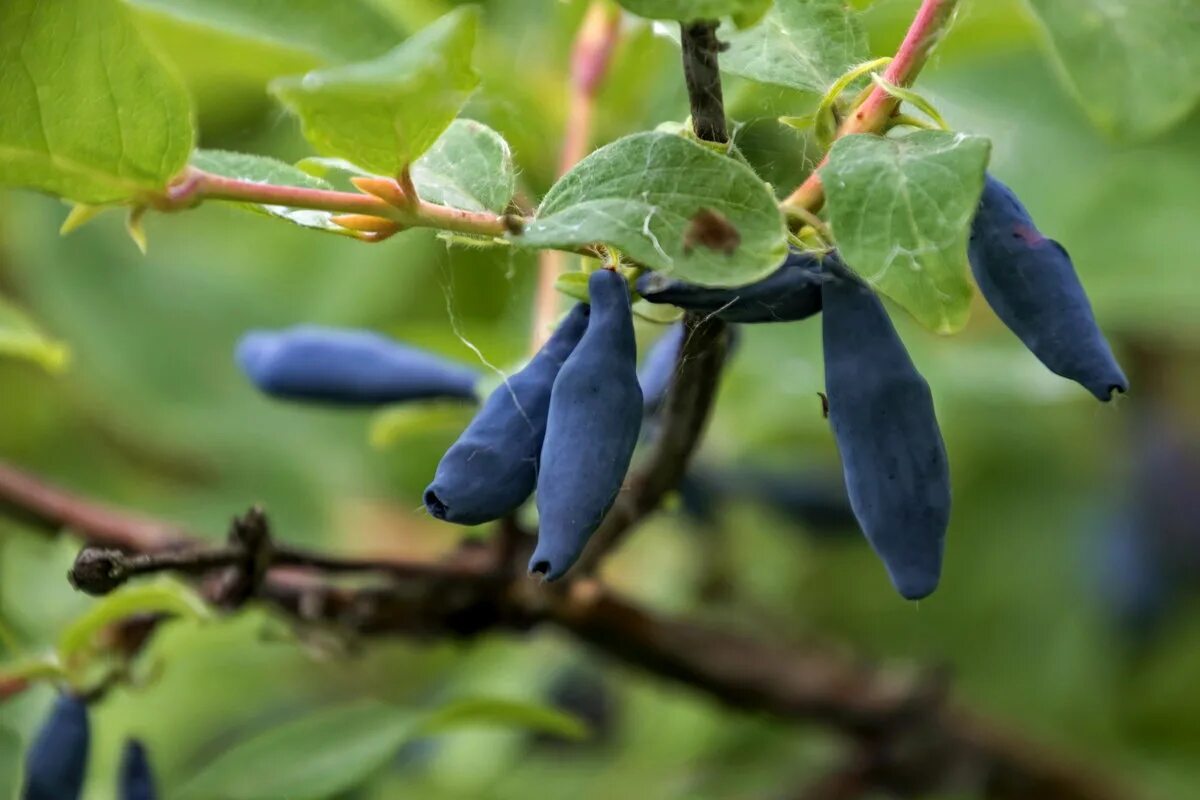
[2, 0, 1200, 798]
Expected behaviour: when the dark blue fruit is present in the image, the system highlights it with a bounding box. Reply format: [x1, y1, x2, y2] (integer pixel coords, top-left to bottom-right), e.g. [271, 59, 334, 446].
[531, 269, 643, 579]
[636, 250, 824, 323]
[821, 263, 951, 600]
[23, 693, 89, 800]
[638, 322, 685, 413]
[118, 740, 158, 800]
[236, 326, 479, 406]
[424, 303, 591, 525]
[969, 174, 1127, 401]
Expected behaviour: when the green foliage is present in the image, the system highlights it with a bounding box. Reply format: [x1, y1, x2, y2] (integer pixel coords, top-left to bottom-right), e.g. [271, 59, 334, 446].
[270, 7, 480, 177]
[128, 0, 405, 64]
[57, 581, 212, 665]
[1025, 0, 1200, 140]
[0, 726, 20, 800]
[821, 131, 991, 333]
[0, 0, 195, 204]
[189, 150, 355, 235]
[617, 0, 773, 24]
[178, 701, 416, 800]
[178, 697, 585, 799]
[715, 0, 869, 93]
[411, 119, 516, 213]
[369, 402, 477, 449]
[0, 296, 69, 373]
[522, 131, 788, 286]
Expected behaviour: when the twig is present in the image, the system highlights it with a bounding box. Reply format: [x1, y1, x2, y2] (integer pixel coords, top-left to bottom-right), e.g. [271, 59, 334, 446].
[575, 312, 731, 573]
[783, 0, 960, 214]
[530, 1, 623, 351]
[0, 459, 1138, 800]
[574, 18, 733, 573]
[679, 22, 729, 144]
[162, 167, 519, 240]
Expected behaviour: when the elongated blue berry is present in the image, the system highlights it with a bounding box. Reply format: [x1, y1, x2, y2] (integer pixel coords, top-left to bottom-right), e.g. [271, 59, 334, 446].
[822, 264, 950, 600]
[23, 693, 89, 800]
[119, 740, 158, 800]
[236, 326, 479, 405]
[636, 250, 824, 323]
[424, 304, 590, 525]
[969, 174, 1127, 401]
[638, 322, 685, 413]
[531, 270, 643, 579]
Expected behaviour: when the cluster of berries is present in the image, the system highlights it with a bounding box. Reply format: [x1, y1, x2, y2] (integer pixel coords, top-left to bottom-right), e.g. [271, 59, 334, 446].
[236, 174, 1125, 599]
[22, 693, 156, 799]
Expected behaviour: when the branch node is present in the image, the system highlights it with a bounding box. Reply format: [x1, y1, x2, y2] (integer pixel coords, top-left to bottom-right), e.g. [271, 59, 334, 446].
[69, 547, 129, 596]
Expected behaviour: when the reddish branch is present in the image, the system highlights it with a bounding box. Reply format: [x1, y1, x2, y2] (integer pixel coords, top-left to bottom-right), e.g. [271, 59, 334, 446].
[784, 0, 960, 214]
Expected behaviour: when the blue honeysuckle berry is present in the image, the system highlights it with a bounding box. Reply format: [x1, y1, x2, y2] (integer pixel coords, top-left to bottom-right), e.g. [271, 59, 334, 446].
[118, 739, 158, 800]
[236, 325, 480, 406]
[637, 321, 685, 414]
[22, 693, 90, 800]
[821, 259, 951, 600]
[636, 249, 825, 324]
[424, 303, 590, 525]
[968, 174, 1127, 401]
[531, 269, 643, 580]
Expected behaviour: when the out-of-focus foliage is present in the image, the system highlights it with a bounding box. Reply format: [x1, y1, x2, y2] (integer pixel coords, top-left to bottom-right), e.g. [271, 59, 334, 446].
[2, 1, 1200, 798]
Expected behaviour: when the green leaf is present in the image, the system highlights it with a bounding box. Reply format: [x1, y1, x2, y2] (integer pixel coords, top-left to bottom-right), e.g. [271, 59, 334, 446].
[0, 726, 21, 800]
[1025, 0, 1200, 139]
[270, 7, 479, 177]
[189, 149, 356, 236]
[128, 0, 403, 64]
[0, 297, 69, 373]
[820, 131, 991, 334]
[554, 272, 593, 304]
[178, 701, 415, 800]
[0, 0, 195, 204]
[714, 0, 869, 93]
[419, 697, 589, 741]
[521, 132, 788, 287]
[369, 402, 477, 450]
[57, 580, 212, 663]
[412, 119, 516, 213]
[618, 0, 771, 22]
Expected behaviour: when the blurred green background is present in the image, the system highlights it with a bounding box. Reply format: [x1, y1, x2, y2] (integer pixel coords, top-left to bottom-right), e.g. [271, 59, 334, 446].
[3, 0, 1200, 797]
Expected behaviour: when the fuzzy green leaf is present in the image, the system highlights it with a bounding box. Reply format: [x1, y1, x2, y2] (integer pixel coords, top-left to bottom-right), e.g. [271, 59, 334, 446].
[128, 0, 403, 64]
[521, 132, 787, 287]
[270, 7, 479, 177]
[821, 131, 991, 334]
[716, 0, 868, 93]
[1025, 0, 1200, 139]
[0, 0, 195, 204]
[412, 119, 515, 213]
[618, 0, 772, 23]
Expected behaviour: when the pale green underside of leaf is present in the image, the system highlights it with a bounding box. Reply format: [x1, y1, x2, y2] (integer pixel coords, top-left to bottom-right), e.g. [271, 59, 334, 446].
[618, 0, 772, 23]
[411, 119, 516, 213]
[522, 131, 788, 287]
[270, 7, 480, 177]
[369, 401, 477, 449]
[189, 149, 355, 235]
[178, 697, 585, 800]
[1025, 0, 1200, 140]
[57, 580, 211, 661]
[127, 0, 404, 64]
[821, 131, 991, 334]
[0, 295, 70, 373]
[0, 0, 195, 204]
[712, 0, 869, 93]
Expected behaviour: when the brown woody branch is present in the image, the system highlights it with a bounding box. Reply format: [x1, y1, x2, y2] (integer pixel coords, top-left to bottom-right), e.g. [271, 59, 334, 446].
[0, 460, 1136, 800]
